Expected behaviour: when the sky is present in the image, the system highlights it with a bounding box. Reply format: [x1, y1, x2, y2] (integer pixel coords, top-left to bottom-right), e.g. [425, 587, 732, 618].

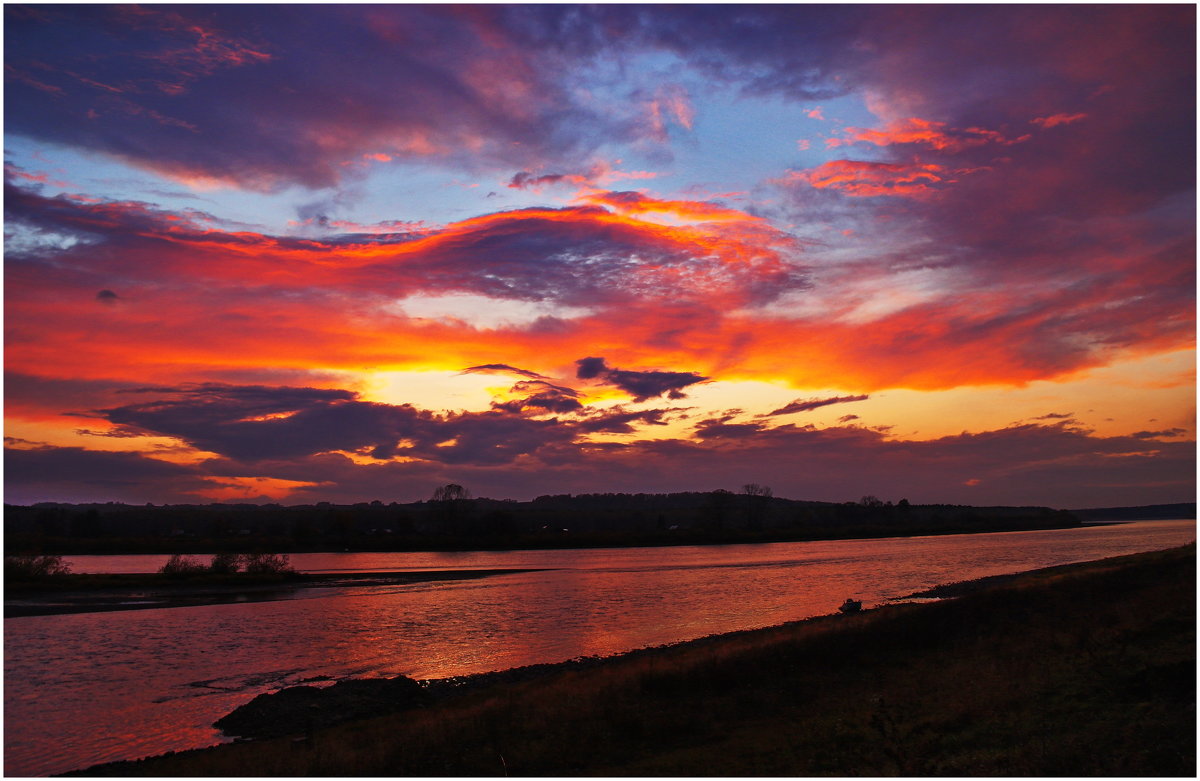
[4, 4, 1195, 509]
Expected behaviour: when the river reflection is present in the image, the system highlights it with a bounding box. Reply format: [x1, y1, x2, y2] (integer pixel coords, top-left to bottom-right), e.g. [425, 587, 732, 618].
[5, 520, 1194, 776]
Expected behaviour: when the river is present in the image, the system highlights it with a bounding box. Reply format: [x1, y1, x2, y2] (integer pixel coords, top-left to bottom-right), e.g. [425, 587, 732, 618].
[4, 519, 1194, 776]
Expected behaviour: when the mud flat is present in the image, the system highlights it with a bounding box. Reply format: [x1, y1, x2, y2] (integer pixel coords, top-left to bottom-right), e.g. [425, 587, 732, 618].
[4, 569, 543, 618]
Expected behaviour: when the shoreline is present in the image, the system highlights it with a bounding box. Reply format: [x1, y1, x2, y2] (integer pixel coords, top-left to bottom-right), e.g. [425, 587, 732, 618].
[3, 569, 543, 618]
[70, 543, 1196, 776]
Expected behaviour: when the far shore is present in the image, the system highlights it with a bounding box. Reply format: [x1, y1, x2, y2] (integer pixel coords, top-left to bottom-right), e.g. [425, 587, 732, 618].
[3, 569, 542, 618]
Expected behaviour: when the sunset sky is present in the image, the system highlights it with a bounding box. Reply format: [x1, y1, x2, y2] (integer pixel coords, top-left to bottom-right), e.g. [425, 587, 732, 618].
[4, 4, 1195, 508]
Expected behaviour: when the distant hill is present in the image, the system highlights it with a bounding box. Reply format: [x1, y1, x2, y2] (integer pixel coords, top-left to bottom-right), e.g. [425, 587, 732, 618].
[1069, 503, 1195, 522]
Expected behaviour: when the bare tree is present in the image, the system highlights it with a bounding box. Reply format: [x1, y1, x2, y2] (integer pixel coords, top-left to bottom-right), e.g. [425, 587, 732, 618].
[742, 483, 773, 498]
[431, 484, 472, 502]
[431, 484, 474, 533]
[742, 483, 773, 530]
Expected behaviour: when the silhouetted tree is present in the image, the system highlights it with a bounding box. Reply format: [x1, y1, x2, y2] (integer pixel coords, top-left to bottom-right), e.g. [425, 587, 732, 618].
[742, 483, 773, 530]
[6, 553, 71, 580]
[160, 554, 205, 577]
[209, 552, 241, 574]
[431, 484, 475, 534]
[432, 484, 472, 502]
[242, 552, 294, 574]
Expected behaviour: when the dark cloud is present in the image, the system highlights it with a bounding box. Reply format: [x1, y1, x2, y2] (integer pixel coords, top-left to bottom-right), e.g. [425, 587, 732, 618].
[1130, 428, 1188, 440]
[508, 171, 577, 190]
[4, 444, 213, 505]
[575, 357, 609, 380]
[93, 383, 576, 466]
[6, 405, 1194, 508]
[768, 394, 869, 416]
[4, 373, 151, 415]
[574, 356, 707, 401]
[461, 363, 548, 380]
[1034, 412, 1074, 420]
[576, 407, 679, 434]
[490, 381, 582, 415]
[837, 414, 860, 423]
[693, 414, 768, 440]
[75, 427, 146, 439]
[96, 289, 120, 303]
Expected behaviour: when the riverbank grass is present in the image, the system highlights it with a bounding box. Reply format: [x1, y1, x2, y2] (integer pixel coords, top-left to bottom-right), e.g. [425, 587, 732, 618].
[79, 544, 1195, 776]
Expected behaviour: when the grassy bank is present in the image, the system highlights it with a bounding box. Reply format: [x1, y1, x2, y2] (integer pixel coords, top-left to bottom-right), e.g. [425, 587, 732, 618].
[78, 545, 1195, 776]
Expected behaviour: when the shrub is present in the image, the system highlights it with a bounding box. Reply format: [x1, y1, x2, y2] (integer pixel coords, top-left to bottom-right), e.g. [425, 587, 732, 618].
[160, 554, 206, 577]
[241, 552, 295, 575]
[209, 552, 242, 574]
[5, 553, 71, 580]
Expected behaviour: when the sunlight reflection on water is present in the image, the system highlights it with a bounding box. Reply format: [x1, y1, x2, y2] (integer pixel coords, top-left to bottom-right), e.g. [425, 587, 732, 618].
[6, 520, 1194, 776]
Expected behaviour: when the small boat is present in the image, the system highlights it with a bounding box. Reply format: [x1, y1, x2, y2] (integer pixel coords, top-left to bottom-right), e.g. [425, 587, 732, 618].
[838, 598, 862, 614]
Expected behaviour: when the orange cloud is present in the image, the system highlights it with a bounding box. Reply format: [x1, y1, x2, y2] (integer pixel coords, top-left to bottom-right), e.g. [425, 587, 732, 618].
[5, 178, 1192, 402]
[827, 117, 1029, 152]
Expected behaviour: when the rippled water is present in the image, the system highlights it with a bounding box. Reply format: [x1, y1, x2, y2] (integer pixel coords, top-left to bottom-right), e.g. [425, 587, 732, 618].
[5, 520, 1194, 776]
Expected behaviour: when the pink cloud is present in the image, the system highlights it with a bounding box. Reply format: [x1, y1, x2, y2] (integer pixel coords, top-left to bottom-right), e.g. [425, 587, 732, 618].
[1030, 112, 1089, 128]
[826, 117, 1028, 152]
[645, 84, 695, 140]
[785, 159, 948, 198]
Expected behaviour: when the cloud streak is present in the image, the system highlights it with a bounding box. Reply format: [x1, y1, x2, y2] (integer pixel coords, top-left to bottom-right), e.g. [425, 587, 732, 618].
[768, 395, 870, 416]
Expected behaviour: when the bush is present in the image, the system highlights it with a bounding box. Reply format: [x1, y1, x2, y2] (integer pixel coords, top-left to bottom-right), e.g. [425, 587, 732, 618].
[5, 553, 71, 580]
[209, 552, 242, 574]
[160, 554, 206, 577]
[241, 553, 295, 575]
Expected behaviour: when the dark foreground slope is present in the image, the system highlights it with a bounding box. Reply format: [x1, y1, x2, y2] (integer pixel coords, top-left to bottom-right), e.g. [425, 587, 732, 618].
[78, 545, 1195, 777]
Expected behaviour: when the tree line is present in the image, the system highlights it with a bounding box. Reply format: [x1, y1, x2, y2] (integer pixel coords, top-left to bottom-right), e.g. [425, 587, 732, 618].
[5, 486, 1079, 554]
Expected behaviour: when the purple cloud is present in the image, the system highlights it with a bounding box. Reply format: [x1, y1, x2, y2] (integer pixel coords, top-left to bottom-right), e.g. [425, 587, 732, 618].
[9, 417, 1192, 509]
[490, 381, 583, 415]
[461, 364, 548, 380]
[768, 394, 869, 416]
[575, 356, 708, 401]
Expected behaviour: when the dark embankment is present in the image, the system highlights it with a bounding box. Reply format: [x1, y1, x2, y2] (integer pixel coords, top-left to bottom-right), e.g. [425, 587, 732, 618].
[74, 544, 1195, 777]
[1071, 502, 1195, 522]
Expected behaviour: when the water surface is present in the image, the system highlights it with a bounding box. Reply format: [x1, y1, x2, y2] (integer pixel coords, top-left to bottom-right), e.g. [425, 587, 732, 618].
[5, 520, 1193, 776]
